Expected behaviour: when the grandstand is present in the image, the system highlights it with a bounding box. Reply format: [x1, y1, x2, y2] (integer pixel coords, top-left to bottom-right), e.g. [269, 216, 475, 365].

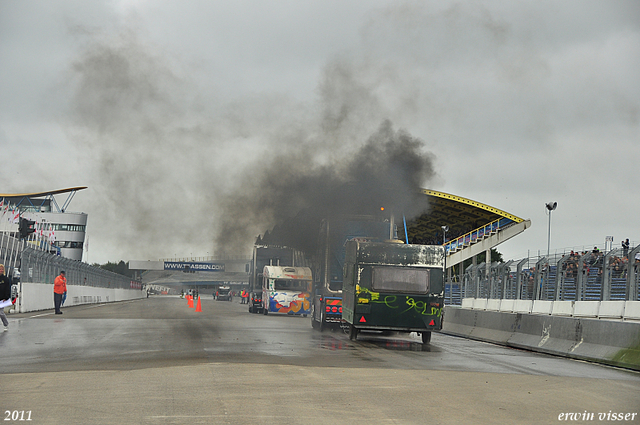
[450, 246, 640, 306]
[407, 189, 531, 269]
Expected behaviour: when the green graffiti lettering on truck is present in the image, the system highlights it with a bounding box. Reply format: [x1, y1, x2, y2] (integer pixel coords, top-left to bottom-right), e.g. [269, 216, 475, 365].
[357, 287, 442, 317]
[402, 297, 442, 317]
[357, 287, 398, 309]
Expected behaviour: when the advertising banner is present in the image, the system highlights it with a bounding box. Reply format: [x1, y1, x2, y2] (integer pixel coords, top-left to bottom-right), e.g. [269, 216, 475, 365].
[164, 261, 225, 272]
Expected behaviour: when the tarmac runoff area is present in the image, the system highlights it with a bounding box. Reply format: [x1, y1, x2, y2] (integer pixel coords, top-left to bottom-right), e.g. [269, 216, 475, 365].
[0, 296, 638, 425]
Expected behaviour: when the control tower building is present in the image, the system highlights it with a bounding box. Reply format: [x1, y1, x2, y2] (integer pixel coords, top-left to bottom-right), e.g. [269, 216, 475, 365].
[0, 187, 88, 261]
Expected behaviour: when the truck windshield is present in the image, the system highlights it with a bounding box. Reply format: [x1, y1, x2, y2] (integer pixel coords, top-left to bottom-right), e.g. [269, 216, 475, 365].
[274, 279, 311, 291]
[371, 267, 430, 293]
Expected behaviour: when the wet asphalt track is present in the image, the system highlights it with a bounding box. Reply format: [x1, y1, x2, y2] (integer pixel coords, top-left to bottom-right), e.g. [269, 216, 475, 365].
[1, 296, 639, 424]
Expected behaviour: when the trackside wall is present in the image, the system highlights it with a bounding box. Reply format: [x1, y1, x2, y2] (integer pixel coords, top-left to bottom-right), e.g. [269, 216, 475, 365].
[8, 282, 146, 314]
[442, 306, 640, 371]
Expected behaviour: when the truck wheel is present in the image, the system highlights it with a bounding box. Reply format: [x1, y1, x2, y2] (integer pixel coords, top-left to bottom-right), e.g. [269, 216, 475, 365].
[421, 331, 432, 344]
[349, 325, 358, 341]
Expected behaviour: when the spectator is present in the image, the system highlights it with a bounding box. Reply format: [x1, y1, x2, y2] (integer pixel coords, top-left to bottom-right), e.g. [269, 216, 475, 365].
[622, 239, 630, 258]
[566, 261, 578, 279]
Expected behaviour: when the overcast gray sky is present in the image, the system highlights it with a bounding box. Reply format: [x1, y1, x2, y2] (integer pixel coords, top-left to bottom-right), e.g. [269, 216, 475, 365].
[1, 0, 638, 264]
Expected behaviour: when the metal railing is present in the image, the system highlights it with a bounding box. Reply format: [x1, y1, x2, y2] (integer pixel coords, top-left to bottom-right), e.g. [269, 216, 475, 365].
[445, 245, 640, 305]
[1, 233, 139, 290]
[444, 217, 515, 254]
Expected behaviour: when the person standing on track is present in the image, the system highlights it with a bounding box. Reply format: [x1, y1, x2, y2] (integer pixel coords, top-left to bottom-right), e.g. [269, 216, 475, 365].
[54, 270, 67, 314]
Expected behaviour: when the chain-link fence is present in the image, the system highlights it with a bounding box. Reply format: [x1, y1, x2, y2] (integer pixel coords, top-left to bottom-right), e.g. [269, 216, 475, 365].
[1, 233, 138, 289]
[445, 245, 640, 305]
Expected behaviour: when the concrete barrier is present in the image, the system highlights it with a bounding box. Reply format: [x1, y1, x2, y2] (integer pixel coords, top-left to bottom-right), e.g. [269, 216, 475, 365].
[599, 301, 625, 319]
[472, 298, 487, 310]
[551, 300, 574, 316]
[499, 299, 515, 313]
[462, 298, 640, 320]
[486, 299, 501, 311]
[624, 301, 640, 321]
[574, 301, 600, 318]
[442, 306, 640, 371]
[441, 307, 477, 338]
[461, 298, 474, 309]
[468, 309, 520, 343]
[9, 282, 145, 313]
[513, 300, 533, 314]
[531, 300, 552, 315]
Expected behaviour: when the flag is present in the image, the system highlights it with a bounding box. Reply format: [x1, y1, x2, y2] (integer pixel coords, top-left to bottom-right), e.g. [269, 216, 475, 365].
[48, 225, 56, 243]
[36, 221, 44, 249]
[11, 208, 20, 224]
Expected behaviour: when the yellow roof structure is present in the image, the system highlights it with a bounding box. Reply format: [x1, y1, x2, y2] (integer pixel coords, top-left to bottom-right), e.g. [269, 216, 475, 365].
[405, 189, 525, 246]
[0, 187, 87, 213]
[0, 187, 87, 198]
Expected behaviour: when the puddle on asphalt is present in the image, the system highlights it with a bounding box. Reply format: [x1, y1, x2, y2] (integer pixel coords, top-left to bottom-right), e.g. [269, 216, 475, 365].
[318, 336, 356, 351]
[314, 332, 441, 352]
[365, 338, 438, 352]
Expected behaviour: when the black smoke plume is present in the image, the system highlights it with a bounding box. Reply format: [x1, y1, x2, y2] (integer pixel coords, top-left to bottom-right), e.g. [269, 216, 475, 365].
[214, 120, 436, 255]
[65, 27, 439, 261]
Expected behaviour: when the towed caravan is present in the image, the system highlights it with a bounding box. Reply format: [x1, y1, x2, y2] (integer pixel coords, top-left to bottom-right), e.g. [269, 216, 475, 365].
[342, 240, 445, 344]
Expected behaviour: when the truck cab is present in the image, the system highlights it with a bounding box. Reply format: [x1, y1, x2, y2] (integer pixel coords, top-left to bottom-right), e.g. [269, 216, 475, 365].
[262, 266, 312, 316]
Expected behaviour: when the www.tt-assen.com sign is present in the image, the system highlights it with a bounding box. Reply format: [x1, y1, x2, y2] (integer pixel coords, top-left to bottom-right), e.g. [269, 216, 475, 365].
[164, 262, 225, 272]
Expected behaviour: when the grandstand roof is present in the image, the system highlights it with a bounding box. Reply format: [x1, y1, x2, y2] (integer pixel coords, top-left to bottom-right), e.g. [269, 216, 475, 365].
[1, 187, 88, 214]
[0, 187, 87, 198]
[406, 189, 525, 245]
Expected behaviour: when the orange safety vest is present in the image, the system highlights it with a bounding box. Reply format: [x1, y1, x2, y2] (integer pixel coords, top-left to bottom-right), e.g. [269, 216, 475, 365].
[54, 275, 67, 294]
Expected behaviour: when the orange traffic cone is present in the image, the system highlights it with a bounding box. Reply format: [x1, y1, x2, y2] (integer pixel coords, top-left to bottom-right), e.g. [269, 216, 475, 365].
[188, 297, 194, 308]
[195, 297, 202, 312]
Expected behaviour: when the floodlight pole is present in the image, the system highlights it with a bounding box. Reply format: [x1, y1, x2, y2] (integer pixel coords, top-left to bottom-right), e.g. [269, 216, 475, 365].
[547, 212, 551, 256]
[442, 225, 449, 304]
[546, 202, 557, 257]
